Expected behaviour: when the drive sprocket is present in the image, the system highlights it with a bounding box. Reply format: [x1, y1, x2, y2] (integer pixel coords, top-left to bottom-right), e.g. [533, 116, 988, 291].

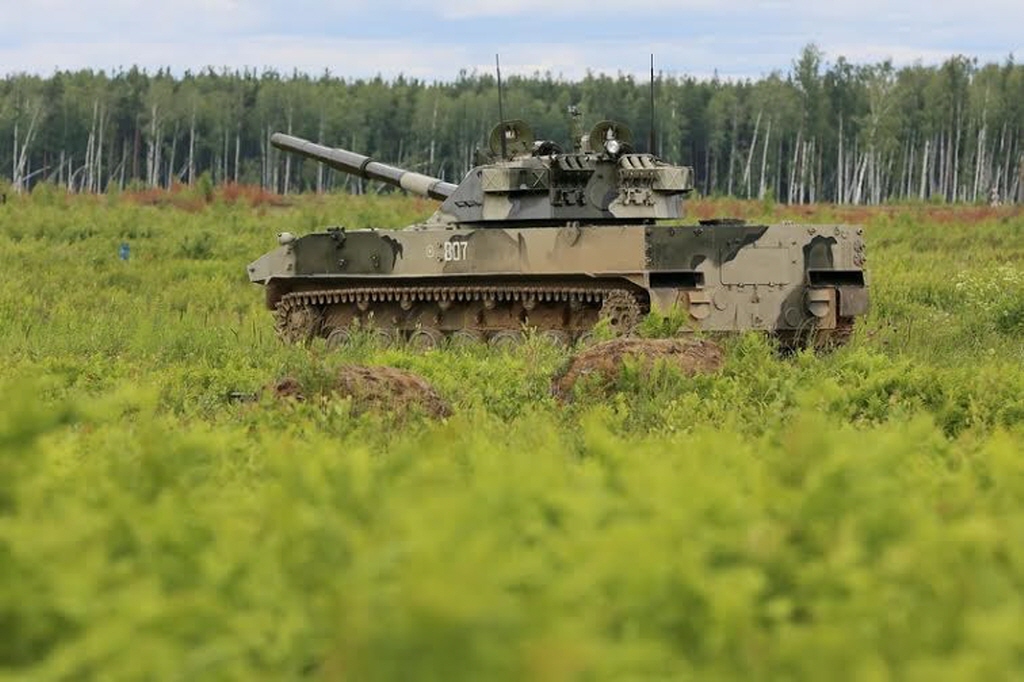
[274, 299, 321, 344]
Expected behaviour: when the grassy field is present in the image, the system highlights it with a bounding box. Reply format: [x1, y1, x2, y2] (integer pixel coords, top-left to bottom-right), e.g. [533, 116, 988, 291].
[1, 186, 1023, 680]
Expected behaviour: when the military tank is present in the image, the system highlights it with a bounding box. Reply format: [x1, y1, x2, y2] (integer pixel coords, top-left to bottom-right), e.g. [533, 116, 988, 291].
[248, 115, 869, 349]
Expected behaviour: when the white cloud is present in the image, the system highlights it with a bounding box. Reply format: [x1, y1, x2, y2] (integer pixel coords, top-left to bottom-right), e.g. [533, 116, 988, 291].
[827, 44, 985, 66]
[407, 0, 1024, 30]
[0, 35, 790, 80]
[418, 0, 719, 19]
[0, 0, 1020, 79]
[0, 37, 469, 79]
[0, 0, 264, 38]
[0, 35, 1011, 82]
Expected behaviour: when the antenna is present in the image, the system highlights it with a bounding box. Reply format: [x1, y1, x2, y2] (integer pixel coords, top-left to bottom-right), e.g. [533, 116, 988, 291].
[568, 104, 583, 152]
[496, 54, 507, 159]
[649, 54, 656, 155]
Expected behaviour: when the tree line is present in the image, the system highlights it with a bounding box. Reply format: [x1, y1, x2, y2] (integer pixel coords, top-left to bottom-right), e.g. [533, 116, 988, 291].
[2, 45, 1024, 204]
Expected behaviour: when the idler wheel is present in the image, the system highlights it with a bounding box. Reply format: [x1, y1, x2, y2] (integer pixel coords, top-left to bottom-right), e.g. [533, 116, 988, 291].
[600, 291, 642, 336]
[489, 329, 524, 350]
[408, 327, 444, 351]
[276, 302, 320, 344]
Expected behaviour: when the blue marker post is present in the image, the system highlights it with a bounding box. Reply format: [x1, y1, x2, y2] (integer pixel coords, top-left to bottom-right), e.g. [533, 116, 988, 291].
[119, 243, 130, 261]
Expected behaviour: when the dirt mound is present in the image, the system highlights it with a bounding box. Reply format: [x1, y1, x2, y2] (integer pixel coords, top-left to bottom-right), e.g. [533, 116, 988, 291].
[273, 365, 451, 418]
[553, 337, 724, 401]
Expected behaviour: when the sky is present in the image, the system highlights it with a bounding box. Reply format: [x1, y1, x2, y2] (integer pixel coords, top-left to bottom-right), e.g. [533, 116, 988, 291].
[0, 0, 1021, 81]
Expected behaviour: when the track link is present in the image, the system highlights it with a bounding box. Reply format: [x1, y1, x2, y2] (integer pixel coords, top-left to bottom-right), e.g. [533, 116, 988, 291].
[274, 283, 647, 346]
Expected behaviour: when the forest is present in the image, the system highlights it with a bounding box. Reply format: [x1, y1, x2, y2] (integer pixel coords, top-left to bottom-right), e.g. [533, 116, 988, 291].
[2, 45, 1024, 204]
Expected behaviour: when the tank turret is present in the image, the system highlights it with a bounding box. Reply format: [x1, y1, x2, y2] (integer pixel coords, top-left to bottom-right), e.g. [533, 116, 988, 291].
[273, 119, 694, 227]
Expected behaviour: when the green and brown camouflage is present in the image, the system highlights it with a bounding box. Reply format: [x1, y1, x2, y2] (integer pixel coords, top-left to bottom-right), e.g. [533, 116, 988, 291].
[249, 118, 868, 348]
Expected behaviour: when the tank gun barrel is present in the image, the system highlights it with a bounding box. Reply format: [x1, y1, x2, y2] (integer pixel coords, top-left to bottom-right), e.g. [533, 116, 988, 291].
[270, 133, 457, 201]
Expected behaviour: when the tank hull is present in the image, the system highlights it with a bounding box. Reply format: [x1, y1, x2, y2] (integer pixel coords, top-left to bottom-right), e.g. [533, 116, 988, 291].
[249, 222, 868, 348]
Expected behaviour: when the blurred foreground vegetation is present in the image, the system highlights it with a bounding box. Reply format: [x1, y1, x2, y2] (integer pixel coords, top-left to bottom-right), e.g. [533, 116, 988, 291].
[1, 189, 1023, 680]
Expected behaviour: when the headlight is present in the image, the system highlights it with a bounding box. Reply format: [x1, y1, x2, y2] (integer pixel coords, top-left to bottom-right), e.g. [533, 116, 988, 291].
[604, 139, 621, 156]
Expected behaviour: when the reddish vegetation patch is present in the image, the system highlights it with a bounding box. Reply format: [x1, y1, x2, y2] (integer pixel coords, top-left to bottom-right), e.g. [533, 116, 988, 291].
[121, 183, 292, 210]
[409, 196, 435, 214]
[552, 337, 724, 401]
[124, 185, 205, 212]
[273, 365, 451, 419]
[218, 183, 292, 208]
[688, 198, 1024, 226]
[689, 198, 751, 222]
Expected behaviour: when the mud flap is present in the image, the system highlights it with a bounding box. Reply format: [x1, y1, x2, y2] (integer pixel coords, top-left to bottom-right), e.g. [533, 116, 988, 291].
[266, 279, 290, 310]
[838, 285, 870, 317]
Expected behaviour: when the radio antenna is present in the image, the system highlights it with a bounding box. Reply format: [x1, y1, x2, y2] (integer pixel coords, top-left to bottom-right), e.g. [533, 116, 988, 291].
[649, 54, 656, 155]
[496, 54, 507, 159]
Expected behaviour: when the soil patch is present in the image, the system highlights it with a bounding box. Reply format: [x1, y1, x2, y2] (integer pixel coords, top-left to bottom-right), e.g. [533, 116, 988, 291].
[553, 337, 724, 401]
[273, 365, 451, 419]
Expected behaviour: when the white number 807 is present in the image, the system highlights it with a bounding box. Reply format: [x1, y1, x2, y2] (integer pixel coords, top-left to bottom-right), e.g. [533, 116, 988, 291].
[443, 242, 469, 262]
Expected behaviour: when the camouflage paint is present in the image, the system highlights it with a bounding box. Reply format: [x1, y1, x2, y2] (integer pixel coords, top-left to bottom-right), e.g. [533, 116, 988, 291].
[251, 118, 869, 342]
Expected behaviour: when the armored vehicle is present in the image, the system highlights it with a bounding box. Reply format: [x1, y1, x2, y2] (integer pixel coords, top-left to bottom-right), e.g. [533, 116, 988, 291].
[248, 117, 868, 348]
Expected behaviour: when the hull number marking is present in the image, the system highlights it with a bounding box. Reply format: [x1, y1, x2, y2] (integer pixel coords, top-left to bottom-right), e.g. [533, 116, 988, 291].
[443, 241, 469, 262]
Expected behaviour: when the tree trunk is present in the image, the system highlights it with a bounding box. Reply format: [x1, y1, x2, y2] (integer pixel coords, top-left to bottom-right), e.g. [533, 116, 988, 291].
[775, 137, 783, 202]
[283, 110, 292, 194]
[270, 127, 279, 193]
[919, 138, 929, 200]
[97, 103, 106, 191]
[147, 104, 158, 187]
[234, 127, 241, 184]
[953, 106, 962, 201]
[120, 139, 127, 190]
[853, 152, 867, 205]
[999, 124, 1010, 201]
[800, 141, 808, 203]
[758, 117, 772, 200]
[741, 110, 761, 199]
[85, 100, 97, 192]
[788, 128, 802, 204]
[132, 120, 140, 182]
[973, 120, 986, 203]
[259, 126, 268, 190]
[13, 102, 42, 193]
[429, 95, 438, 176]
[221, 129, 228, 184]
[188, 108, 196, 186]
[316, 113, 325, 194]
[168, 122, 179, 188]
[727, 107, 738, 197]
[909, 137, 917, 196]
[1017, 154, 1024, 203]
[937, 130, 946, 199]
[837, 114, 844, 204]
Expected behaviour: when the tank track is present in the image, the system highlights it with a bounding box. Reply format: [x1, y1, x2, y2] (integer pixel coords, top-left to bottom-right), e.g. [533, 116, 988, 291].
[274, 283, 647, 347]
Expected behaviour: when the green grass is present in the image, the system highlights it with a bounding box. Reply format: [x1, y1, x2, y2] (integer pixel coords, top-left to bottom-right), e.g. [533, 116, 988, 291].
[1, 189, 1023, 680]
